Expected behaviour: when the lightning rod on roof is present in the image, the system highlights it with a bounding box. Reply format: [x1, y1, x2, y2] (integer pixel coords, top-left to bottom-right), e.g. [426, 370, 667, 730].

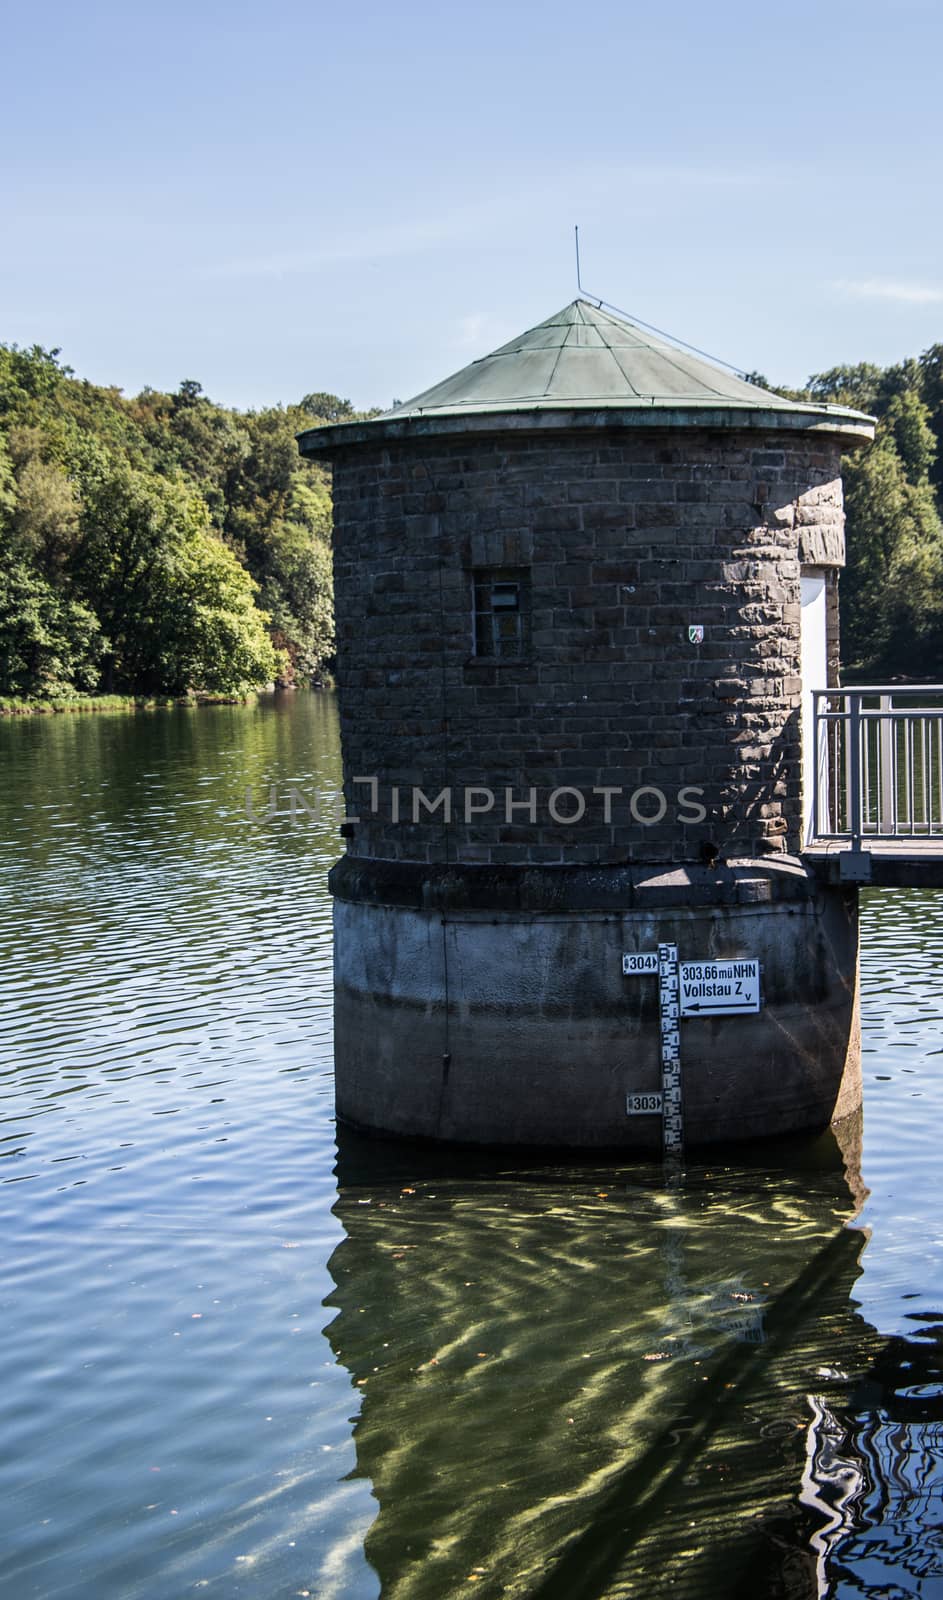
[575, 228, 752, 378]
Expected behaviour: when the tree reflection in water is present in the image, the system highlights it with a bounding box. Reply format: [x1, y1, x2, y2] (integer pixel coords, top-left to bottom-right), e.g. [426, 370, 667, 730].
[803, 1331, 943, 1597]
[323, 1118, 940, 1599]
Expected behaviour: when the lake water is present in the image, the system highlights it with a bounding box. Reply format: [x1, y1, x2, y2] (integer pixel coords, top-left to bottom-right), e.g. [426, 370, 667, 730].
[1, 691, 941, 1600]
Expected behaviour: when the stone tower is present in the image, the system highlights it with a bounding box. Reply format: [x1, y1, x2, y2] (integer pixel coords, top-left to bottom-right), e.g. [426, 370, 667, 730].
[299, 300, 874, 1148]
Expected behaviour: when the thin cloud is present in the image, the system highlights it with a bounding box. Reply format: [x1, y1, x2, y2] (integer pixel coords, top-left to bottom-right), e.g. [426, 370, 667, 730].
[202, 163, 762, 282]
[835, 277, 943, 305]
[202, 215, 481, 280]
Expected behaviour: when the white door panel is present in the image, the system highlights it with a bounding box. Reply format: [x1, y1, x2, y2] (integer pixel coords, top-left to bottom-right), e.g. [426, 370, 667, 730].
[800, 572, 828, 846]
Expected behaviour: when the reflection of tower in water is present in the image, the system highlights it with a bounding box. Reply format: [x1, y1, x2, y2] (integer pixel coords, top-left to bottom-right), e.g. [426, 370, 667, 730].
[323, 1123, 892, 1600]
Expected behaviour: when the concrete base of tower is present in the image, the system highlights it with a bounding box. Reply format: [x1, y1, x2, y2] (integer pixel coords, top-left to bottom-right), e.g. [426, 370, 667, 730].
[329, 857, 860, 1149]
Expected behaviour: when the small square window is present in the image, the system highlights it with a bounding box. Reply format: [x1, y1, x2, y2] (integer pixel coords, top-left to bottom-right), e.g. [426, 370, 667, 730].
[473, 568, 530, 658]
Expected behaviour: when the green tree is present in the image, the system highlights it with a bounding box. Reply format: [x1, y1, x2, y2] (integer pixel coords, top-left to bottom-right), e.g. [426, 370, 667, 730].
[171, 520, 283, 693]
[0, 344, 70, 416]
[7, 429, 81, 578]
[0, 439, 101, 696]
[841, 435, 943, 675]
[0, 342, 350, 698]
[917, 343, 943, 495]
[261, 520, 334, 681]
[0, 434, 15, 522]
[799, 356, 943, 678]
[806, 363, 883, 413]
[883, 390, 937, 484]
[299, 392, 355, 424]
[0, 555, 102, 697]
[73, 461, 278, 694]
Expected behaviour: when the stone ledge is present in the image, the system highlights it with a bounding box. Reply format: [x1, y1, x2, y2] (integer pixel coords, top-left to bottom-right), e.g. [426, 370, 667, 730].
[299, 407, 874, 456]
[329, 853, 820, 913]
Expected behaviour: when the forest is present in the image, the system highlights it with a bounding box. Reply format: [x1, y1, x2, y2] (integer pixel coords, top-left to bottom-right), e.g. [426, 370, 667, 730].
[767, 346, 943, 679]
[0, 344, 355, 702]
[1, 338, 942, 702]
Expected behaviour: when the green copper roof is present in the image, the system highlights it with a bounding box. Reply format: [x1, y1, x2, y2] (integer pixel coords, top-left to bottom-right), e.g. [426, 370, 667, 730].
[298, 299, 874, 455]
[385, 299, 808, 416]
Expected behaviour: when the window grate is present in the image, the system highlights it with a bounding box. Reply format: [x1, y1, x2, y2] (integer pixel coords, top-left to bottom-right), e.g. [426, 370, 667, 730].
[472, 568, 530, 658]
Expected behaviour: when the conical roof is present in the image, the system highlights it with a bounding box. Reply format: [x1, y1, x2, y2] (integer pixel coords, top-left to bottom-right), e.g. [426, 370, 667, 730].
[298, 299, 874, 455]
[386, 300, 802, 416]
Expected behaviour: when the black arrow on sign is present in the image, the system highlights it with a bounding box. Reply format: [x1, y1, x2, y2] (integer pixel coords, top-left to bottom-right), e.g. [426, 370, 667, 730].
[684, 1000, 757, 1013]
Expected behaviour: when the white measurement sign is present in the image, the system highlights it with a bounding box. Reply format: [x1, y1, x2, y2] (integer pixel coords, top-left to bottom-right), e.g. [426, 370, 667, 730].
[622, 948, 763, 1152]
[626, 1091, 663, 1115]
[679, 959, 761, 1017]
[622, 951, 659, 975]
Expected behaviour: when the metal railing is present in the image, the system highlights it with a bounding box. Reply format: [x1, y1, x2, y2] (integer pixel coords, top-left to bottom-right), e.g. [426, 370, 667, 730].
[811, 687, 943, 847]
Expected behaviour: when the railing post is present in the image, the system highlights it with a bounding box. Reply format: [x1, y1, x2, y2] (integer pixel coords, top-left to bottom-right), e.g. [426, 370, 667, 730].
[849, 691, 862, 851]
[879, 693, 894, 833]
[812, 690, 831, 839]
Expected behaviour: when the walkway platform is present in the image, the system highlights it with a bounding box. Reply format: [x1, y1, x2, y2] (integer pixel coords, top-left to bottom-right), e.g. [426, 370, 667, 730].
[807, 686, 943, 886]
[803, 841, 943, 888]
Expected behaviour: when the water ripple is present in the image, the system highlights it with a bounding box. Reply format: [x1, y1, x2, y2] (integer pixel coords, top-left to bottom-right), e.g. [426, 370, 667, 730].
[0, 696, 941, 1599]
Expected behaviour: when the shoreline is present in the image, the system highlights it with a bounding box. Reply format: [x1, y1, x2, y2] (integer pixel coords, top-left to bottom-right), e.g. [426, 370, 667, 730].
[0, 691, 261, 717]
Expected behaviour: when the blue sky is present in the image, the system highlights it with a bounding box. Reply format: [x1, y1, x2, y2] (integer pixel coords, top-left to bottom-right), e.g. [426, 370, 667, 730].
[3, 0, 942, 410]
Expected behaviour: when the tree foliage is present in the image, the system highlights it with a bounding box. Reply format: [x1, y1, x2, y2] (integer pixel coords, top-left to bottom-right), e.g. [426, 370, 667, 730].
[6, 330, 943, 696]
[794, 352, 943, 678]
[0, 551, 103, 698]
[0, 342, 355, 698]
[841, 439, 943, 674]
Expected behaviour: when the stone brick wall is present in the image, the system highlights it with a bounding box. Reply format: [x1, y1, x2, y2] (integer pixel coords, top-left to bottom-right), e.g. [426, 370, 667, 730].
[329, 427, 845, 865]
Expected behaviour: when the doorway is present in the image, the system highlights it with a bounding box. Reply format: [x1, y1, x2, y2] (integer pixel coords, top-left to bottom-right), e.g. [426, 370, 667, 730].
[800, 570, 828, 846]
